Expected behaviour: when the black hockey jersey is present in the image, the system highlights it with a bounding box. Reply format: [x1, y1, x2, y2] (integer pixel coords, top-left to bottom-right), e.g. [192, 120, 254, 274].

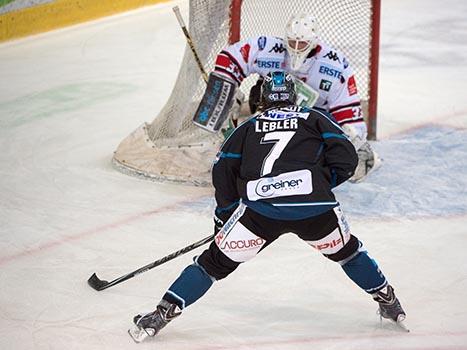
[212, 106, 358, 220]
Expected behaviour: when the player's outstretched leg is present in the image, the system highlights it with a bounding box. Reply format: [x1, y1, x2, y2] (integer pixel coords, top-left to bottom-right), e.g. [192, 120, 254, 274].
[128, 300, 182, 343]
[372, 284, 406, 324]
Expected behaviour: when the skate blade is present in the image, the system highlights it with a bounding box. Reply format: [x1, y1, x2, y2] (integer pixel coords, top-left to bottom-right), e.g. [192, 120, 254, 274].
[128, 326, 154, 343]
[393, 314, 410, 332]
[379, 313, 410, 332]
[395, 320, 410, 332]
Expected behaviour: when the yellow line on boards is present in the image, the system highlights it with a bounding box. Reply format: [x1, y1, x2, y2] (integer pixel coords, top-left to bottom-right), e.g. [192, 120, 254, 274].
[0, 0, 171, 42]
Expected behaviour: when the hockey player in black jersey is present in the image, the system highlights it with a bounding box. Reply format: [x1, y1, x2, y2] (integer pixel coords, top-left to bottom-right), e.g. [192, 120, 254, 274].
[129, 71, 406, 342]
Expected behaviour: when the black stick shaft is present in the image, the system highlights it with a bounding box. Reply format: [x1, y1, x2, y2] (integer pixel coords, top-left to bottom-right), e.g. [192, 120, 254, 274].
[88, 233, 215, 291]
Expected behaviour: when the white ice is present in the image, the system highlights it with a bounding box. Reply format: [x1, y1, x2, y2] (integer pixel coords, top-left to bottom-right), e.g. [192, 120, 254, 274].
[1, 0, 467, 349]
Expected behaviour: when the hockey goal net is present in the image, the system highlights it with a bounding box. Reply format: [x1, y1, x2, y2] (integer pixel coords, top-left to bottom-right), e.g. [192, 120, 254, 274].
[113, 0, 380, 186]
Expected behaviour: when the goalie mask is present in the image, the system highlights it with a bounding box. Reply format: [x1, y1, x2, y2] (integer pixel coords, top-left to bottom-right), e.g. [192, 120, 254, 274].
[260, 71, 296, 109]
[285, 13, 319, 71]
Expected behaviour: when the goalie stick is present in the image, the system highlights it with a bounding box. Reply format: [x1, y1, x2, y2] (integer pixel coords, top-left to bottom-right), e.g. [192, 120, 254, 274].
[172, 6, 208, 83]
[87, 233, 215, 291]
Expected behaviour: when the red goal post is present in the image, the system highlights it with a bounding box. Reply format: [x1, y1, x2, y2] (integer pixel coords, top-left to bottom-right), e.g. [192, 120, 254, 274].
[113, 0, 381, 185]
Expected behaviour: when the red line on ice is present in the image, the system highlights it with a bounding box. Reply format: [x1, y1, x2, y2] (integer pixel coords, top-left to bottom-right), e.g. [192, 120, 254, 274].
[0, 196, 208, 266]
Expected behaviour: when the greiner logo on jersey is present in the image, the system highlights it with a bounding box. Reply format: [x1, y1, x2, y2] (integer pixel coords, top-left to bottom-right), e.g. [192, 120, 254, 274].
[257, 178, 303, 197]
[319, 64, 342, 79]
[246, 170, 313, 201]
[256, 59, 282, 69]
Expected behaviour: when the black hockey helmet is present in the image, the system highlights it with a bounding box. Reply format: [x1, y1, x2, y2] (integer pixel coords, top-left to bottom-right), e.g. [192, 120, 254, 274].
[259, 71, 296, 109]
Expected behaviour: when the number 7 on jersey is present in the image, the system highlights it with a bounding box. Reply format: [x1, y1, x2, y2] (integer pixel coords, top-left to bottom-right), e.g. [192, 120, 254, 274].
[260, 131, 296, 176]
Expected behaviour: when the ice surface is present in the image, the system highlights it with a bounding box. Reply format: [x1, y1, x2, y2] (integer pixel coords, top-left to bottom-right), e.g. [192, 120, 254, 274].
[0, 0, 466, 349]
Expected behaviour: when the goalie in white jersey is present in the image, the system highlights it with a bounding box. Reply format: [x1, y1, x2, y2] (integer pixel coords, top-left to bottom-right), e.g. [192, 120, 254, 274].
[194, 13, 380, 182]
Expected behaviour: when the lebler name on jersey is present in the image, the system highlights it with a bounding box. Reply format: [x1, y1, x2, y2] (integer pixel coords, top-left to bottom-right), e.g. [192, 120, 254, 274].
[255, 118, 298, 132]
[255, 109, 309, 133]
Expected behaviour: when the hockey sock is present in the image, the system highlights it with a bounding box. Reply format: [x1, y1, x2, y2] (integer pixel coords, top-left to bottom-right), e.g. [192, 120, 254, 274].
[163, 263, 215, 309]
[341, 250, 387, 293]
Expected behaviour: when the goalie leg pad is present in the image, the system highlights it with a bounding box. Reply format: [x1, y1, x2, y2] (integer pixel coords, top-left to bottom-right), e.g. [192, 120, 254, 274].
[193, 72, 237, 133]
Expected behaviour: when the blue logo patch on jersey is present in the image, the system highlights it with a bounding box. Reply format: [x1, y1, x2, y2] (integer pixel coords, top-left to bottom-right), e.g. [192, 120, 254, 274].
[257, 36, 267, 51]
[319, 64, 342, 79]
[257, 59, 282, 69]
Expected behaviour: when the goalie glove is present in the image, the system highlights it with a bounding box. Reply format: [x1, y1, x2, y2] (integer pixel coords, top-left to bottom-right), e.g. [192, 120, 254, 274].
[341, 122, 367, 151]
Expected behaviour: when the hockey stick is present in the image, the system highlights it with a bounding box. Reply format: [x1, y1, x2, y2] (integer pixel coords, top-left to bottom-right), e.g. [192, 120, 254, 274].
[172, 6, 208, 83]
[87, 233, 215, 291]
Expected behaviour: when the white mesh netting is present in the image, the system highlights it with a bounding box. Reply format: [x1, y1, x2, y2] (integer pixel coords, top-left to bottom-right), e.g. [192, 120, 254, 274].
[113, 0, 376, 186]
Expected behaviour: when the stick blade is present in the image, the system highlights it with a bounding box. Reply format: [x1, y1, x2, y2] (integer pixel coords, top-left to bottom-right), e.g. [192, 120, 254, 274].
[87, 273, 109, 291]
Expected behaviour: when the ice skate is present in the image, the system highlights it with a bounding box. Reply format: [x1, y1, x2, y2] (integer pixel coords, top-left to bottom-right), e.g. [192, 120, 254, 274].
[128, 300, 182, 343]
[372, 285, 409, 332]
